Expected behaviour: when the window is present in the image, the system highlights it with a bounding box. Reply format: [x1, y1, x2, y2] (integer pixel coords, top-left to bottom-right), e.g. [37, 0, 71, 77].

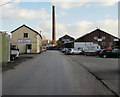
[94, 36, 98, 40]
[109, 42, 113, 46]
[26, 44, 32, 49]
[102, 42, 106, 46]
[24, 33, 28, 38]
[112, 50, 117, 53]
[28, 44, 31, 49]
[11, 45, 18, 50]
[66, 39, 70, 41]
[106, 50, 112, 52]
[102, 36, 106, 40]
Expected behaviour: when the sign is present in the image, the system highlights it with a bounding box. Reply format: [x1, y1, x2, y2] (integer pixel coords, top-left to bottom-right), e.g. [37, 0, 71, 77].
[18, 39, 31, 43]
[114, 39, 119, 41]
[97, 38, 102, 41]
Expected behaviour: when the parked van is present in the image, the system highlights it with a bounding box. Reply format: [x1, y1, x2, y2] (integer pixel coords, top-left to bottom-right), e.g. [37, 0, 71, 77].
[74, 42, 101, 55]
[10, 44, 19, 61]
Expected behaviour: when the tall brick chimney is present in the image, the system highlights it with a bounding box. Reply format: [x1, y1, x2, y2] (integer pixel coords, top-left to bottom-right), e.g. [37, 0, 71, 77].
[52, 6, 56, 46]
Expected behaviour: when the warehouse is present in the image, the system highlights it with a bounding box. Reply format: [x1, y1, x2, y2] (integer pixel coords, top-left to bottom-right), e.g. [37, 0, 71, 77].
[11, 24, 42, 54]
[75, 29, 120, 49]
[57, 34, 74, 48]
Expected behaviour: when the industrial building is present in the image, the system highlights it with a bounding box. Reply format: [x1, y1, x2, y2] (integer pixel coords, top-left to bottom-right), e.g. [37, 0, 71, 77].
[75, 29, 120, 49]
[11, 24, 42, 54]
[60, 29, 120, 49]
[0, 32, 10, 64]
[57, 34, 75, 48]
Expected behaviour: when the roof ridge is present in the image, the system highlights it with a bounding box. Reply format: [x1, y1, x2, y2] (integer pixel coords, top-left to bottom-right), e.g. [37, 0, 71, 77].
[11, 24, 42, 39]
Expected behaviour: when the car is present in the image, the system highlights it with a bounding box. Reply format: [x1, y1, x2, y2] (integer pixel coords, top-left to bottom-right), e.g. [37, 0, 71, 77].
[61, 48, 69, 53]
[66, 48, 82, 55]
[42, 46, 46, 51]
[46, 46, 61, 50]
[53, 46, 62, 50]
[46, 46, 54, 50]
[99, 49, 120, 58]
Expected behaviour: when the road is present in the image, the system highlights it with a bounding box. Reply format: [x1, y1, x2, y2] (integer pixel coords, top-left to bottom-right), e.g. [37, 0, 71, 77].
[68, 54, 119, 96]
[3, 51, 117, 96]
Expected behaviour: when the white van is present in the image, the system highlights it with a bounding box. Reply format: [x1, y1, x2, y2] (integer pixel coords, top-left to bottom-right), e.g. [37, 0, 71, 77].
[10, 44, 19, 61]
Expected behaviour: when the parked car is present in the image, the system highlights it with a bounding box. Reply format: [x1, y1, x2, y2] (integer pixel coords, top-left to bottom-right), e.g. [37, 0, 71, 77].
[42, 46, 46, 51]
[66, 48, 82, 55]
[96, 49, 102, 55]
[61, 48, 69, 53]
[46, 46, 61, 50]
[53, 46, 62, 50]
[99, 49, 120, 58]
[46, 46, 54, 50]
[10, 44, 19, 61]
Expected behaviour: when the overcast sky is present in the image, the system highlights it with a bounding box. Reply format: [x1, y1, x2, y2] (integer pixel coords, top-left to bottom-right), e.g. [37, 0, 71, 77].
[0, 0, 118, 40]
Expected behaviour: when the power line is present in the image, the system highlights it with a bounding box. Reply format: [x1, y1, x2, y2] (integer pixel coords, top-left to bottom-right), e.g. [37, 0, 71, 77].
[0, 0, 15, 6]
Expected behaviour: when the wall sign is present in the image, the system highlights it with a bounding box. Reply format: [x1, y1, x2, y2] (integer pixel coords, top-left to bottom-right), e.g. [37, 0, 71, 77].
[97, 38, 102, 42]
[18, 39, 31, 43]
[114, 39, 119, 41]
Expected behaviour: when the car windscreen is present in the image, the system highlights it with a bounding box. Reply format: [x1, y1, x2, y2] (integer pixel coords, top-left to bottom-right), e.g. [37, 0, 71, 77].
[11, 45, 18, 50]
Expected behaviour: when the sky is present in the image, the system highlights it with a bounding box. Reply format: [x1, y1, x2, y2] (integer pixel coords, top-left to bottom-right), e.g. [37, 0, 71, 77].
[0, 0, 119, 40]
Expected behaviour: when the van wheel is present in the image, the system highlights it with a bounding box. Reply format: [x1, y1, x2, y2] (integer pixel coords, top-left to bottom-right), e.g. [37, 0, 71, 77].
[16, 57, 19, 59]
[13, 56, 15, 60]
[103, 54, 107, 58]
[11, 56, 15, 61]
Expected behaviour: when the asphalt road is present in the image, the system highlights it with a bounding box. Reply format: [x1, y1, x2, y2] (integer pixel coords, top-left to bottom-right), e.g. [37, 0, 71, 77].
[3, 51, 117, 95]
[68, 54, 119, 96]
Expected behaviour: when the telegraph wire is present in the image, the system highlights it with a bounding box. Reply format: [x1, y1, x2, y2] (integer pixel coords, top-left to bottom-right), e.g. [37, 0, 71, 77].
[0, 0, 15, 6]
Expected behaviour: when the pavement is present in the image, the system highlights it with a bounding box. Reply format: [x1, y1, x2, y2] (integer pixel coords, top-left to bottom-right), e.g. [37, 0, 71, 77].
[2, 51, 118, 96]
[2, 54, 39, 72]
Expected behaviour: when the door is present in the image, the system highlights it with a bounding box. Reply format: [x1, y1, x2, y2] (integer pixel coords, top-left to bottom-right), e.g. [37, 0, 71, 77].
[26, 44, 32, 53]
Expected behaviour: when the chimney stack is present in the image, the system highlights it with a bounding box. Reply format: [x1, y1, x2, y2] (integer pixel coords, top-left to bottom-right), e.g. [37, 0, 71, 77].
[52, 6, 56, 46]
